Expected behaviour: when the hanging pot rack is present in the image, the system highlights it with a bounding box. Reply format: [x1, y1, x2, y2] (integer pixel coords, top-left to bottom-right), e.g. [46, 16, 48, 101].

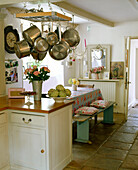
[16, 11, 72, 22]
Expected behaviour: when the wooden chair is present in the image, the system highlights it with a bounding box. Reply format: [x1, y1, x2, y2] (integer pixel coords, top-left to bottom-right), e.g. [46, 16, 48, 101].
[78, 84, 95, 88]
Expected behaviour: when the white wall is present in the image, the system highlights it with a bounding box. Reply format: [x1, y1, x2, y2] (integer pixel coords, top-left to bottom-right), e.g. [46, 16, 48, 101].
[2, 8, 23, 94]
[77, 21, 138, 113]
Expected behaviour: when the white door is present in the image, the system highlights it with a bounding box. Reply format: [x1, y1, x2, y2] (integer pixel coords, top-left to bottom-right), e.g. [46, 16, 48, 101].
[124, 37, 131, 120]
[11, 126, 46, 170]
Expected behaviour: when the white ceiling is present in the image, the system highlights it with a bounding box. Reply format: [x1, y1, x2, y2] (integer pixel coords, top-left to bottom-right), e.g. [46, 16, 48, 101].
[64, 0, 138, 23]
[2, 0, 138, 24]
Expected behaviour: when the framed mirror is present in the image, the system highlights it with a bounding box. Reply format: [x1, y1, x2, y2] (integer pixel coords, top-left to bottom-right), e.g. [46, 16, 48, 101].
[91, 48, 106, 68]
[87, 44, 111, 72]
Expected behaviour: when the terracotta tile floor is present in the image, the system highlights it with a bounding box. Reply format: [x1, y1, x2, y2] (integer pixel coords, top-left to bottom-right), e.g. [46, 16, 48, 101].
[64, 108, 138, 170]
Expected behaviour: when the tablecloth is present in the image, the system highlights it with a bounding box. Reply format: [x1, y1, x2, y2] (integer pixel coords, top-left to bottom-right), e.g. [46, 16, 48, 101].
[67, 87, 103, 114]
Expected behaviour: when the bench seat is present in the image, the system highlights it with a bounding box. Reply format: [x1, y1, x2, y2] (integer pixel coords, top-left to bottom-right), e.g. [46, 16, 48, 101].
[73, 101, 115, 144]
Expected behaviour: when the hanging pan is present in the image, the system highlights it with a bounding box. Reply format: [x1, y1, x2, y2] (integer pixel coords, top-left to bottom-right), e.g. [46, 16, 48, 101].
[31, 48, 47, 61]
[34, 37, 49, 53]
[49, 40, 70, 60]
[46, 32, 58, 46]
[14, 40, 31, 59]
[62, 28, 80, 47]
[22, 24, 41, 46]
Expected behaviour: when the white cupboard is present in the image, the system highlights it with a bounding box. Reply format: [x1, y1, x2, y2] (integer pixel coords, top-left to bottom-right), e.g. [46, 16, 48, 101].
[11, 126, 46, 170]
[9, 112, 47, 170]
[0, 112, 9, 169]
[6, 104, 72, 170]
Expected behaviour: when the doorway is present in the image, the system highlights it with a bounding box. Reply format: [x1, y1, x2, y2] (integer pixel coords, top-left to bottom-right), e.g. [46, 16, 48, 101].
[128, 38, 138, 109]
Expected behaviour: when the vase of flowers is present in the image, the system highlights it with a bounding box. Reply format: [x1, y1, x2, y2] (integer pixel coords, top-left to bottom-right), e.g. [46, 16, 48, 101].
[68, 78, 79, 91]
[24, 65, 50, 100]
[90, 66, 104, 79]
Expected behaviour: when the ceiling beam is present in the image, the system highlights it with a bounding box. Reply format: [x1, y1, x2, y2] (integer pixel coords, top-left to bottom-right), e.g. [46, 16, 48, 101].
[0, 0, 39, 6]
[0, 0, 61, 6]
[52, 1, 114, 27]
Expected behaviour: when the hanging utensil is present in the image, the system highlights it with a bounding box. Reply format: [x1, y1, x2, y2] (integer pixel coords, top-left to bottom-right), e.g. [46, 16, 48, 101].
[49, 39, 70, 60]
[22, 24, 41, 46]
[62, 28, 80, 47]
[46, 32, 58, 46]
[14, 40, 31, 59]
[31, 49, 47, 61]
[59, 39, 70, 51]
[34, 37, 49, 53]
[54, 26, 60, 41]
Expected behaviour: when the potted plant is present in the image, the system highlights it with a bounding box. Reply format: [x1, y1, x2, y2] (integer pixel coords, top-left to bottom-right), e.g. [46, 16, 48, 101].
[90, 66, 104, 79]
[24, 65, 50, 100]
[68, 78, 79, 91]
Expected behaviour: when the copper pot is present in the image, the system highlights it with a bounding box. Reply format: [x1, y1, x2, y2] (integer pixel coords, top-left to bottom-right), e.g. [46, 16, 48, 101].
[14, 40, 31, 59]
[34, 37, 49, 53]
[22, 25, 41, 46]
[62, 28, 80, 47]
[46, 32, 58, 46]
[31, 49, 47, 61]
[49, 40, 69, 60]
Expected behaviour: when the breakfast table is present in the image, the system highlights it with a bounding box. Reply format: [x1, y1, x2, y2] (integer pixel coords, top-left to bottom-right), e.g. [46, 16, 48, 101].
[66, 87, 103, 115]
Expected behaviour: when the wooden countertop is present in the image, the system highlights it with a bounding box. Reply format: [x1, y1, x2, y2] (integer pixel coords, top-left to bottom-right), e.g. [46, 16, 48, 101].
[0, 96, 74, 114]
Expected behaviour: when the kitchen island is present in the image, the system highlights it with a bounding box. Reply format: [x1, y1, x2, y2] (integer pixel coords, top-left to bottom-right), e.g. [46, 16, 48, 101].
[0, 96, 74, 170]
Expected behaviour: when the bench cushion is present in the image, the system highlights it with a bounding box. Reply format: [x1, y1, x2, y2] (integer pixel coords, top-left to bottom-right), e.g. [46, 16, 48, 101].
[90, 100, 109, 109]
[75, 106, 99, 115]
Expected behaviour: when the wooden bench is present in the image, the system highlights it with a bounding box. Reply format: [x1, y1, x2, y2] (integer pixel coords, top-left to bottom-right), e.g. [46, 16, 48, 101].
[73, 101, 114, 144]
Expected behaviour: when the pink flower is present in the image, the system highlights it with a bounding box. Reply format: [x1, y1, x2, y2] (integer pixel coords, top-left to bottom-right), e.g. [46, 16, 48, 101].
[90, 66, 104, 74]
[24, 68, 29, 75]
[33, 65, 37, 70]
[28, 68, 33, 73]
[33, 71, 40, 76]
[41, 67, 50, 72]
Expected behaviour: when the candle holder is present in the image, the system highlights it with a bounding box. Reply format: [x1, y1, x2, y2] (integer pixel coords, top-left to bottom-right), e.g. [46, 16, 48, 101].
[20, 91, 36, 106]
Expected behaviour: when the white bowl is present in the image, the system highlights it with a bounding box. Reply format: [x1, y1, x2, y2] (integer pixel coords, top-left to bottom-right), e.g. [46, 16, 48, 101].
[52, 97, 67, 103]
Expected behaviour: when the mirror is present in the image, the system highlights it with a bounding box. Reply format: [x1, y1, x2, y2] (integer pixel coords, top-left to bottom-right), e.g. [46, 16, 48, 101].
[91, 48, 106, 68]
[87, 44, 111, 73]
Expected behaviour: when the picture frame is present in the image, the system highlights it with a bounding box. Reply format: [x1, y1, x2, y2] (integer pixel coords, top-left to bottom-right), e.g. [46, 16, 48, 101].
[5, 60, 18, 84]
[8, 88, 25, 98]
[83, 71, 89, 79]
[103, 72, 110, 80]
[110, 62, 124, 79]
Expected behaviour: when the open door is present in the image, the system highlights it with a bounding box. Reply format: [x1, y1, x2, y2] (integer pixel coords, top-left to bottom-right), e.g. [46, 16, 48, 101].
[124, 37, 131, 120]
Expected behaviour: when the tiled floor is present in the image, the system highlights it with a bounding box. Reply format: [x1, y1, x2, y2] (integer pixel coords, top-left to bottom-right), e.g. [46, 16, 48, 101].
[64, 108, 138, 170]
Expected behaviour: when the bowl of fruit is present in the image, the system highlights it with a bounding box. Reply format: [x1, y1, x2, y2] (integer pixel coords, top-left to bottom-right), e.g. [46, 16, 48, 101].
[48, 84, 71, 103]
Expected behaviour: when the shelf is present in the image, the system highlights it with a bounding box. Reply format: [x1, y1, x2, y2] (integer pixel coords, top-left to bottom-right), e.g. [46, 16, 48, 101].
[16, 11, 72, 22]
[79, 78, 120, 82]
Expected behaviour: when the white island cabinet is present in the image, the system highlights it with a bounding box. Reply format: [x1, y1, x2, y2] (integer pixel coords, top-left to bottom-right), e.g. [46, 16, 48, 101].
[0, 111, 9, 169]
[7, 104, 72, 170]
[9, 112, 46, 170]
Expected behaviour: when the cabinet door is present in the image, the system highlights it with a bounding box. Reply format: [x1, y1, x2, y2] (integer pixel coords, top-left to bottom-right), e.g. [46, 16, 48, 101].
[0, 113, 9, 168]
[11, 126, 46, 170]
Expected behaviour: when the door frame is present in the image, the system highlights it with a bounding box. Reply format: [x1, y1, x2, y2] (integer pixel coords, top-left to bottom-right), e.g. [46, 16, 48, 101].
[124, 36, 138, 120]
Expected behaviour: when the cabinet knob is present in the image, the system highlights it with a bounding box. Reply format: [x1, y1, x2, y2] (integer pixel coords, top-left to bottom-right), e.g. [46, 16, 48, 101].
[41, 149, 45, 153]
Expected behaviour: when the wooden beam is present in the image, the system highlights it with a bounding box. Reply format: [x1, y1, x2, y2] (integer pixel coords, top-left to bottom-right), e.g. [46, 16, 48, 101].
[0, 0, 40, 6]
[52, 1, 114, 27]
